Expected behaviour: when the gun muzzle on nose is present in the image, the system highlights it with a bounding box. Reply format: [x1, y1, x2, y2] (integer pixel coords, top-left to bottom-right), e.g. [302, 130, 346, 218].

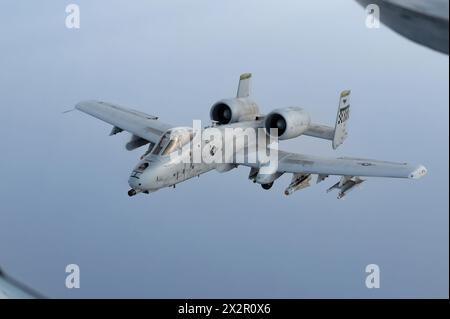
[128, 189, 141, 197]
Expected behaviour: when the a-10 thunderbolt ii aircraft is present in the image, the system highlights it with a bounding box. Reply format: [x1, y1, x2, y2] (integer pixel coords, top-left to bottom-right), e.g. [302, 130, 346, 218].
[75, 73, 427, 198]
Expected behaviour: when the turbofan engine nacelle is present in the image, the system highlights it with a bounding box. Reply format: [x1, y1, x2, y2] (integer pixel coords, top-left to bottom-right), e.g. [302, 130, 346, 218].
[210, 98, 260, 125]
[265, 107, 311, 140]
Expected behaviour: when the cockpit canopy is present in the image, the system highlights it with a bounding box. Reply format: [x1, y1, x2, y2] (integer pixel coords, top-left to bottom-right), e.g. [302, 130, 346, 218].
[151, 128, 194, 156]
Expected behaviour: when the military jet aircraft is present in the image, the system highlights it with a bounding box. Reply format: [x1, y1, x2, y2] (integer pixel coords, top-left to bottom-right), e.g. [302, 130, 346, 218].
[74, 73, 427, 198]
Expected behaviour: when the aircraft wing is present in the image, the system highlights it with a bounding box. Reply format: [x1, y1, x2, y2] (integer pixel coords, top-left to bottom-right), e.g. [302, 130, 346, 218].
[75, 100, 173, 149]
[236, 149, 426, 197]
[0, 268, 43, 299]
[240, 150, 427, 179]
[278, 151, 427, 178]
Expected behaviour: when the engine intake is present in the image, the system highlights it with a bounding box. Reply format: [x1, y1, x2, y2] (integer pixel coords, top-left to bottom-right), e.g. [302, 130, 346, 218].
[210, 98, 259, 125]
[265, 107, 311, 140]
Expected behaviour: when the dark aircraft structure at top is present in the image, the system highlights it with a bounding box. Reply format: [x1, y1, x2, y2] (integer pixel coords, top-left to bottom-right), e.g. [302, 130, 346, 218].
[356, 0, 449, 54]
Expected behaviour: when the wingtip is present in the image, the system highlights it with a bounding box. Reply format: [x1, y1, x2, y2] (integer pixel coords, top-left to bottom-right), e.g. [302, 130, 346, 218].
[409, 165, 428, 179]
[74, 101, 86, 111]
[340, 90, 351, 97]
[62, 108, 75, 114]
[74, 100, 100, 112]
[240, 73, 252, 80]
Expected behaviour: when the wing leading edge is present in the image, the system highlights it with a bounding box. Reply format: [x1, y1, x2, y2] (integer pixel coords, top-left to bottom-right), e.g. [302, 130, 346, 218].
[75, 100, 173, 146]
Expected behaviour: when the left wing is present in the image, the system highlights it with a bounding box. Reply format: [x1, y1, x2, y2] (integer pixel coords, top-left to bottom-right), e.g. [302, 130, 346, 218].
[235, 149, 427, 197]
[273, 150, 427, 179]
[75, 100, 173, 150]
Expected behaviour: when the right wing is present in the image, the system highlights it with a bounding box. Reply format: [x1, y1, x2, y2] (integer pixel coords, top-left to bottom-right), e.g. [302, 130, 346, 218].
[75, 100, 173, 149]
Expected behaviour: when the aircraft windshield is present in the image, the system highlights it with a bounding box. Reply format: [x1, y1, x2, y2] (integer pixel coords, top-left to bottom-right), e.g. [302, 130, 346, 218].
[151, 133, 170, 155]
[151, 129, 194, 156]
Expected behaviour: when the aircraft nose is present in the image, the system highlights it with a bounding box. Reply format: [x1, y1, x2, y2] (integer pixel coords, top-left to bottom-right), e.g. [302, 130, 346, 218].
[128, 176, 141, 190]
[128, 169, 159, 191]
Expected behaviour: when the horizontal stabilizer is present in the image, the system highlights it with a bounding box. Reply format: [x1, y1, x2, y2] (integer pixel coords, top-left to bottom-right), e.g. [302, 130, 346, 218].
[303, 90, 351, 149]
[303, 124, 334, 140]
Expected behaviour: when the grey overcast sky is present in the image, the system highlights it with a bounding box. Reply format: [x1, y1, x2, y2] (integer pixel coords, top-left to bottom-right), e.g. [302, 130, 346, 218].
[0, 0, 448, 298]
